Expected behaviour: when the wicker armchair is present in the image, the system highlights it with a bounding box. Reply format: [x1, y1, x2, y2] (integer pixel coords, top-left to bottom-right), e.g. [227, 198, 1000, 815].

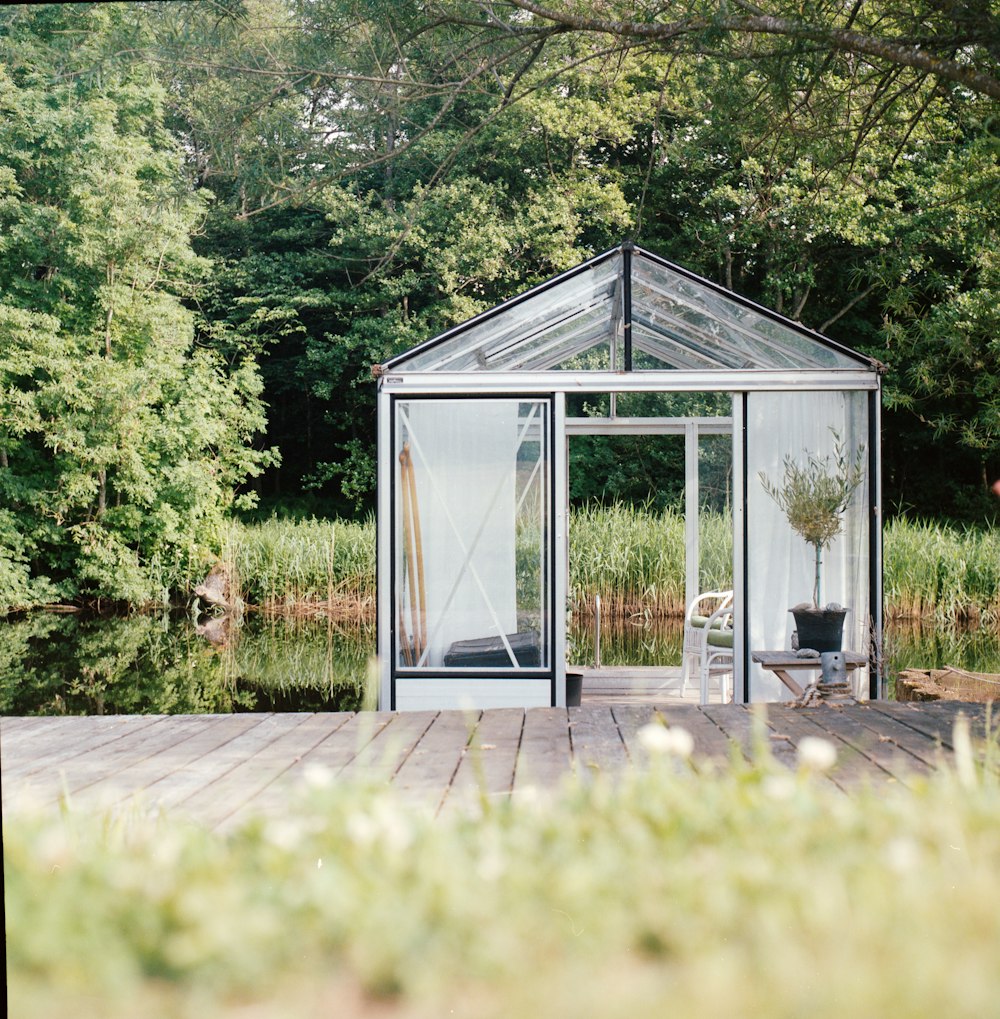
[680, 590, 734, 703]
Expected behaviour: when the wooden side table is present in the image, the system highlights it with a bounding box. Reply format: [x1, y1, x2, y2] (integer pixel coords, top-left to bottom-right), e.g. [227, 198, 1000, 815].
[751, 650, 869, 697]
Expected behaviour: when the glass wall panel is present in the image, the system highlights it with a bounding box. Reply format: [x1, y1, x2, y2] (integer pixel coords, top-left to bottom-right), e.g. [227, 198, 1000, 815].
[394, 398, 550, 672]
[699, 431, 733, 593]
[746, 391, 870, 700]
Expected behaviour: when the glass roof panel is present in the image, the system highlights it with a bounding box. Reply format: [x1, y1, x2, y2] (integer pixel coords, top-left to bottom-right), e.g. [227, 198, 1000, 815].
[397, 252, 622, 372]
[632, 253, 862, 370]
[385, 245, 873, 374]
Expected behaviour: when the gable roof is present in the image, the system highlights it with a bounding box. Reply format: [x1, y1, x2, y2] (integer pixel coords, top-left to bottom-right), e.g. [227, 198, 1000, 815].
[383, 243, 877, 374]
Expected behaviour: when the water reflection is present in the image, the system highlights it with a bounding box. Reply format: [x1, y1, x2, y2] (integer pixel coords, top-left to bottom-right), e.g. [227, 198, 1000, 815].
[568, 614, 1000, 676]
[0, 611, 376, 716]
[886, 618, 1000, 674]
[568, 615, 683, 667]
[2, 611, 999, 716]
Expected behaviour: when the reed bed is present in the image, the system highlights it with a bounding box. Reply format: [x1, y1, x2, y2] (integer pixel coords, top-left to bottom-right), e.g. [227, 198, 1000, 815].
[883, 517, 1000, 623]
[221, 517, 376, 614]
[222, 511, 1000, 623]
[568, 503, 733, 617]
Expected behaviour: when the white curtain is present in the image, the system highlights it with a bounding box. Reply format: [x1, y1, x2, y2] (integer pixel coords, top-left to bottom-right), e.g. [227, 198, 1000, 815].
[397, 400, 519, 668]
[746, 391, 870, 700]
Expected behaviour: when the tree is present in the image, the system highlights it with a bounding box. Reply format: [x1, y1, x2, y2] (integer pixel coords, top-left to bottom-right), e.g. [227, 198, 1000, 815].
[43, 0, 999, 522]
[0, 5, 275, 607]
[466, 0, 1000, 99]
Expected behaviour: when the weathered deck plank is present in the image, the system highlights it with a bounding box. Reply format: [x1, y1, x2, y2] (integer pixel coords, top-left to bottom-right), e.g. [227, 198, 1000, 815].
[568, 704, 628, 779]
[289, 711, 394, 777]
[124, 715, 303, 814]
[442, 707, 524, 814]
[339, 710, 439, 781]
[865, 701, 974, 758]
[191, 713, 358, 830]
[4, 715, 164, 779]
[762, 706, 870, 791]
[871, 699, 994, 746]
[1, 714, 79, 746]
[512, 707, 571, 792]
[1, 702, 992, 826]
[227, 711, 358, 821]
[57, 713, 227, 807]
[646, 703, 739, 762]
[779, 705, 933, 787]
[699, 703, 761, 762]
[607, 702, 661, 761]
[393, 710, 481, 813]
[44, 715, 216, 805]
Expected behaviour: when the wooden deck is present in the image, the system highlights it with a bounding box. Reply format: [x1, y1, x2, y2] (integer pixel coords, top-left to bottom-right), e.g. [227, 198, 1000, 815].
[2, 700, 994, 833]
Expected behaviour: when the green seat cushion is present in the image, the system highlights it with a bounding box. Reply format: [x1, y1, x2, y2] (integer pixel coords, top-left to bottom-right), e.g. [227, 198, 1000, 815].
[706, 629, 733, 649]
[691, 613, 729, 629]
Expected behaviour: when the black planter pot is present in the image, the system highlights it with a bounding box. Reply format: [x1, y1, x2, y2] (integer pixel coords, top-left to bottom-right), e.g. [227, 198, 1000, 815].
[566, 672, 583, 707]
[790, 606, 848, 653]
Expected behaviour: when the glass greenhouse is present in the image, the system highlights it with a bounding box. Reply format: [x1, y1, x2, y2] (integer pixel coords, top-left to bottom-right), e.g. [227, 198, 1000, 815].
[375, 243, 882, 710]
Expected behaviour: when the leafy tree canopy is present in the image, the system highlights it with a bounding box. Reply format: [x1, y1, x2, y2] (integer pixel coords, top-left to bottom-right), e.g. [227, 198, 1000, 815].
[0, 5, 276, 608]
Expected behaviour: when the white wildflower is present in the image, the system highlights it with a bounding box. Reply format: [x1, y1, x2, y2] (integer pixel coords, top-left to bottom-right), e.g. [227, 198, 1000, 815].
[476, 849, 506, 882]
[885, 837, 920, 873]
[797, 736, 838, 772]
[762, 773, 796, 801]
[345, 810, 379, 848]
[952, 715, 977, 790]
[639, 723, 694, 759]
[264, 819, 305, 851]
[303, 764, 334, 789]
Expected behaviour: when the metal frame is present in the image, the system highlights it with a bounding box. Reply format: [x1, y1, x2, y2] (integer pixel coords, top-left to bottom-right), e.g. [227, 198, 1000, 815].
[378, 370, 878, 395]
[379, 380, 878, 710]
[869, 385, 884, 700]
[384, 243, 875, 375]
[735, 393, 749, 704]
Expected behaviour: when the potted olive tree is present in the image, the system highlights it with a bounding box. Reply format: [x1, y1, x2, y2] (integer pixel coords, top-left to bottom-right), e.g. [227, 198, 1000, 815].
[759, 433, 865, 652]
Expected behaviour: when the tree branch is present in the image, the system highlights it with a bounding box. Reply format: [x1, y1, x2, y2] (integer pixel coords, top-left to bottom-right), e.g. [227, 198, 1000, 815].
[820, 282, 878, 333]
[493, 1, 1000, 98]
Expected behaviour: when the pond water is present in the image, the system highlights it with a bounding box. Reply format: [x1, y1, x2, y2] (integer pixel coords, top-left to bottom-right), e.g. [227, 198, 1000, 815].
[0, 611, 377, 716]
[2, 611, 998, 715]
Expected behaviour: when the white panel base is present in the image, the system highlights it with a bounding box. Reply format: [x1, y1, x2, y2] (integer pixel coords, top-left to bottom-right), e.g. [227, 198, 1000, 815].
[394, 678, 552, 711]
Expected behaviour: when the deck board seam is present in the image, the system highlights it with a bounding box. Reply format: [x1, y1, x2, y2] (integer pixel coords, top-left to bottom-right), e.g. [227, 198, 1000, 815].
[832, 712, 942, 774]
[5, 715, 170, 779]
[327, 713, 392, 776]
[137, 714, 276, 796]
[388, 711, 441, 781]
[165, 714, 315, 813]
[214, 714, 360, 827]
[435, 712, 483, 817]
[865, 702, 959, 750]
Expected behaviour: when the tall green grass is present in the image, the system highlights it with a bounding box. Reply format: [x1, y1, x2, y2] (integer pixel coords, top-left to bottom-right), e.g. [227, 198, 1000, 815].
[568, 502, 732, 616]
[221, 517, 376, 612]
[883, 517, 1000, 622]
[222, 511, 1000, 622]
[7, 722, 1000, 1018]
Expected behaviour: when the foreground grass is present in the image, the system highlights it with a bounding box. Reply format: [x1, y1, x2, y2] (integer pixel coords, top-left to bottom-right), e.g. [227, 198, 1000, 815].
[224, 510, 1000, 622]
[7, 718, 1000, 1019]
